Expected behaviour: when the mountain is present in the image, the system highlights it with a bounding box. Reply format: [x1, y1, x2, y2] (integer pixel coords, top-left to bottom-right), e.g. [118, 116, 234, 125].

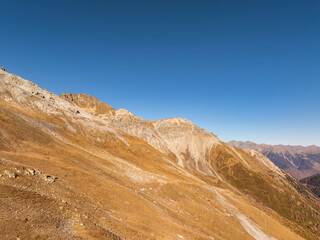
[0, 68, 319, 240]
[300, 173, 320, 197]
[229, 141, 320, 180]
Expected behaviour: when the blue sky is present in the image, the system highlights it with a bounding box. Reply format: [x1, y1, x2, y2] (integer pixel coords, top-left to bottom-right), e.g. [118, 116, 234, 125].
[1, 0, 319, 146]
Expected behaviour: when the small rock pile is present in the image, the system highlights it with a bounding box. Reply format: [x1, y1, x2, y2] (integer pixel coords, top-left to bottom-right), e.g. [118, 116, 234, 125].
[1, 166, 58, 183]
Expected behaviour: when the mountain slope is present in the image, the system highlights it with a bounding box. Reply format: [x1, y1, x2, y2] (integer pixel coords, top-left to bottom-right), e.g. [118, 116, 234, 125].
[229, 140, 320, 179]
[300, 173, 320, 197]
[0, 68, 319, 240]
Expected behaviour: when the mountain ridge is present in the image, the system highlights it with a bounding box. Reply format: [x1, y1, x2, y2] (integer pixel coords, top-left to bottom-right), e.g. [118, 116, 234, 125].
[229, 140, 320, 179]
[0, 68, 319, 240]
[229, 140, 320, 153]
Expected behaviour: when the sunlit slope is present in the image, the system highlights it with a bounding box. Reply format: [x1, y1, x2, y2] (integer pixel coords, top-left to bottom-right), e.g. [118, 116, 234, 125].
[0, 69, 319, 240]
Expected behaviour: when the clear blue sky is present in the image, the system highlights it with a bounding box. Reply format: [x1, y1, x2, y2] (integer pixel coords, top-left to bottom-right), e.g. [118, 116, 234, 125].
[1, 0, 319, 146]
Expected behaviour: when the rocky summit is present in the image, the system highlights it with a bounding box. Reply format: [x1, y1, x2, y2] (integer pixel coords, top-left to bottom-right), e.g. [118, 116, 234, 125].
[0, 68, 320, 240]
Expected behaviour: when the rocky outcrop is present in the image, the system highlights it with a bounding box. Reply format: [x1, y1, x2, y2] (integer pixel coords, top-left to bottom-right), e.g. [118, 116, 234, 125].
[104, 109, 174, 156]
[60, 93, 116, 116]
[153, 118, 220, 176]
[1, 167, 57, 183]
[4, 170, 17, 178]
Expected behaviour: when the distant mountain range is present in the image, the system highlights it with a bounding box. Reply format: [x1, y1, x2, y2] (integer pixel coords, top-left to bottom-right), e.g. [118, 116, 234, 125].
[228, 141, 320, 180]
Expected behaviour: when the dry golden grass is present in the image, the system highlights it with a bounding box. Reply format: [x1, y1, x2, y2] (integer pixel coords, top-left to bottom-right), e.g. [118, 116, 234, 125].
[0, 89, 319, 240]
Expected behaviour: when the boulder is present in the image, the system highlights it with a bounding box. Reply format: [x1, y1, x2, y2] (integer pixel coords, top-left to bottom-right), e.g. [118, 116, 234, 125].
[5, 170, 17, 178]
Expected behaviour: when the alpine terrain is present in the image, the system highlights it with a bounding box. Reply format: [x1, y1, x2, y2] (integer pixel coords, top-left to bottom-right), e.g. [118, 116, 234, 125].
[228, 141, 320, 180]
[0, 68, 320, 240]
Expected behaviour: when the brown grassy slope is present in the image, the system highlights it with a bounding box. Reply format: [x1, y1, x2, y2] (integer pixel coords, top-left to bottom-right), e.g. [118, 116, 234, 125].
[0, 98, 307, 240]
[210, 143, 320, 240]
[0, 69, 319, 239]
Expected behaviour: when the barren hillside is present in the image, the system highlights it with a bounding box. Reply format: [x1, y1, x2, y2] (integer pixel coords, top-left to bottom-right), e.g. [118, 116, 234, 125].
[0, 69, 319, 240]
